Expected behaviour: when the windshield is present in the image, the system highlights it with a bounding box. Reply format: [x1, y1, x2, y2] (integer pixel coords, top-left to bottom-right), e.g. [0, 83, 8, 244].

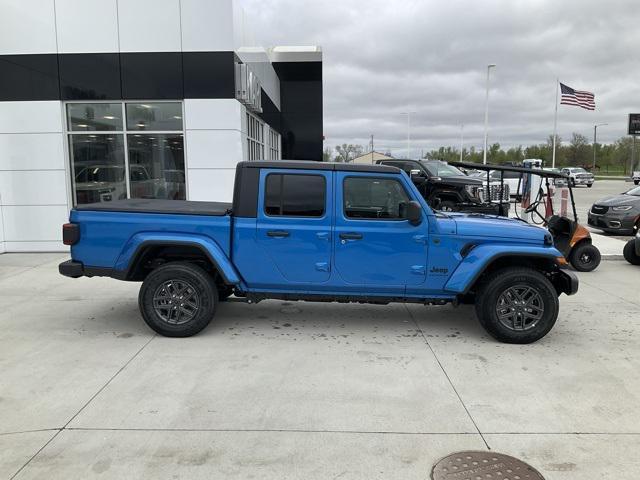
[421, 161, 465, 177]
[625, 186, 640, 196]
[571, 168, 587, 173]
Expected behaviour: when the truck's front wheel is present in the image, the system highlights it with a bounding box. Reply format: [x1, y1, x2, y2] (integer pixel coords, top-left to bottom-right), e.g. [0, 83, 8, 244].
[139, 262, 218, 337]
[474, 268, 559, 344]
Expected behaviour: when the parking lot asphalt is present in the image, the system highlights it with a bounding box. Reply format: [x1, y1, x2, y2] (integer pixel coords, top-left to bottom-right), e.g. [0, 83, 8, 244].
[1, 252, 639, 479]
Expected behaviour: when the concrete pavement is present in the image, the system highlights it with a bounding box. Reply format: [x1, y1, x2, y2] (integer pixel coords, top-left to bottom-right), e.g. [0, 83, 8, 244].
[1, 253, 639, 479]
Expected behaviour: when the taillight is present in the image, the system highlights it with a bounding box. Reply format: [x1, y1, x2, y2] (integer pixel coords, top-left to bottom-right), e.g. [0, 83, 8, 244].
[62, 223, 79, 245]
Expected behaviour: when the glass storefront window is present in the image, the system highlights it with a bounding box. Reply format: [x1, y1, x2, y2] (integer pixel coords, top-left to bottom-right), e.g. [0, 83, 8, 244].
[247, 112, 264, 160]
[128, 134, 185, 200]
[66, 102, 186, 205]
[69, 135, 126, 204]
[67, 103, 123, 131]
[126, 103, 183, 131]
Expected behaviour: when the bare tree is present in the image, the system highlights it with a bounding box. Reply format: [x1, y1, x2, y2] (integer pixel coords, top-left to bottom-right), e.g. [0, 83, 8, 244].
[334, 144, 364, 163]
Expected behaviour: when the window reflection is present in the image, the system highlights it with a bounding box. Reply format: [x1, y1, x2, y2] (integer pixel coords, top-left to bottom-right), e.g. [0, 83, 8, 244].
[70, 135, 126, 204]
[67, 102, 186, 205]
[67, 103, 123, 131]
[128, 134, 185, 200]
[126, 103, 183, 131]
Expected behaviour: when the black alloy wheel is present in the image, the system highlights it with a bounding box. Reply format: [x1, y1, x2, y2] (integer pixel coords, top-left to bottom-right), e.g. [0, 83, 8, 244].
[474, 267, 559, 344]
[139, 262, 218, 337]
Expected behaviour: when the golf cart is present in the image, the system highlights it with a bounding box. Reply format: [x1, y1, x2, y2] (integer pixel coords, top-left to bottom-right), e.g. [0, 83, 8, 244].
[623, 231, 640, 265]
[452, 161, 602, 272]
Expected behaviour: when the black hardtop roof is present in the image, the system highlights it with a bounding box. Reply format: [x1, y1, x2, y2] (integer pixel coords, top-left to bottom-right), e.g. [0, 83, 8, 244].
[451, 161, 569, 179]
[238, 160, 399, 174]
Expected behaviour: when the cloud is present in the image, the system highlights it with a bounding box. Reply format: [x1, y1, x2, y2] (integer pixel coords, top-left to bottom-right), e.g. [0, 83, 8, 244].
[242, 0, 640, 157]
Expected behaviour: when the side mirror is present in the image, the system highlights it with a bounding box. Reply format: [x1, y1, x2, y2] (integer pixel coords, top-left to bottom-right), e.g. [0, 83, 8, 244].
[409, 169, 426, 185]
[401, 200, 423, 226]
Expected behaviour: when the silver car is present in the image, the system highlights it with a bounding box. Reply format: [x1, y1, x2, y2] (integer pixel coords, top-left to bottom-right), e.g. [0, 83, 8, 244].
[561, 167, 594, 187]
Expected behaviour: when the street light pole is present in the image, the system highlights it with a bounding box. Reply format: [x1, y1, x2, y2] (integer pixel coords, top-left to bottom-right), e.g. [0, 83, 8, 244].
[483, 64, 496, 165]
[400, 111, 416, 158]
[460, 123, 464, 162]
[593, 123, 608, 169]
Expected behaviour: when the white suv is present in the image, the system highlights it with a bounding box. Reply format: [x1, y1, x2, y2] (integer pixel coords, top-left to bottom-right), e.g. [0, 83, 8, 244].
[561, 167, 595, 187]
[632, 171, 640, 185]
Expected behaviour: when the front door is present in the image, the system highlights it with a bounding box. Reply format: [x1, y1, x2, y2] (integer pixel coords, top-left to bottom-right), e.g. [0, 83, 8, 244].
[256, 169, 333, 284]
[333, 172, 427, 289]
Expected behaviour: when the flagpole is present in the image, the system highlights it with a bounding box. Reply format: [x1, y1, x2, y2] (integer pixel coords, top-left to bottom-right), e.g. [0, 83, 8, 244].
[552, 78, 559, 168]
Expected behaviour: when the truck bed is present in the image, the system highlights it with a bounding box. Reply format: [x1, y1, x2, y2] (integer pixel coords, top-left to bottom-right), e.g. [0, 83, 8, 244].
[75, 199, 232, 216]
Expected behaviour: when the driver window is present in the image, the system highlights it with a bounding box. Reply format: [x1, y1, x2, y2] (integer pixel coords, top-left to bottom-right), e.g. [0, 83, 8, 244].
[343, 177, 411, 220]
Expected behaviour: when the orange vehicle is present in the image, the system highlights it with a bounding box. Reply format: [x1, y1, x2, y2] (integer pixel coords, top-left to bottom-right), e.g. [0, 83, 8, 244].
[453, 161, 601, 272]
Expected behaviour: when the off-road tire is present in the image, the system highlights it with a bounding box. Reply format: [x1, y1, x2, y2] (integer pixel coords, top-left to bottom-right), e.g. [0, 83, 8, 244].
[569, 243, 601, 272]
[474, 267, 559, 344]
[139, 262, 218, 337]
[623, 239, 640, 265]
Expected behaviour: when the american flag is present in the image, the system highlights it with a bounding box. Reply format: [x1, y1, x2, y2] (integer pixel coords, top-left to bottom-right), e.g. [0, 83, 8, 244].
[560, 82, 595, 110]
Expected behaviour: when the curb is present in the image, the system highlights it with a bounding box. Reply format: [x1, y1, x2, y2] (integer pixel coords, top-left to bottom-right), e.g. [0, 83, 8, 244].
[601, 254, 625, 261]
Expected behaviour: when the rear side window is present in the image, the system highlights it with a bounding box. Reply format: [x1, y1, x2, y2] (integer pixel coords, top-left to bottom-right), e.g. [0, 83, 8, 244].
[343, 177, 410, 220]
[264, 173, 325, 217]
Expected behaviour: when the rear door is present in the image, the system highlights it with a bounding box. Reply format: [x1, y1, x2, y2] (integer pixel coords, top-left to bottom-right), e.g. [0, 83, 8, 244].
[333, 172, 427, 289]
[256, 169, 333, 283]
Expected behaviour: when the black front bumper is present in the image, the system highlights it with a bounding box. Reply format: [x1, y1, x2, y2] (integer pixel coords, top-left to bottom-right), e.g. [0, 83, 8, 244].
[555, 269, 579, 296]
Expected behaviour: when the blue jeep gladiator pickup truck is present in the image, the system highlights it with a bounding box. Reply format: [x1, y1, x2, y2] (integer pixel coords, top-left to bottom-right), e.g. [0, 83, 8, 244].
[59, 161, 578, 343]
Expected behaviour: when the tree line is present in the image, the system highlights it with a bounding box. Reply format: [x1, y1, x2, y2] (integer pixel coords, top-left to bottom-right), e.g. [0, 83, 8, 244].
[424, 133, 637, 173]
[325, 134, 639, 173]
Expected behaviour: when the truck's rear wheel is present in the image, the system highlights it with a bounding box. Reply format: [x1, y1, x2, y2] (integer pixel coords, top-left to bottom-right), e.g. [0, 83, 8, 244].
[139, 262, 218, 337]
[474, 267, 559, 344]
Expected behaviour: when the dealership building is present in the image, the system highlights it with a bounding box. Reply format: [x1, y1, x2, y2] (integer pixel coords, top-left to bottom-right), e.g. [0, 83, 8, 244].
[0, 0, 323, 252]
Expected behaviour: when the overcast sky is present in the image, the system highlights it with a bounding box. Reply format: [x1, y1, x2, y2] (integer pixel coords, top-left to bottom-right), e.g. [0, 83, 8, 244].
[243, 0, 640, 157]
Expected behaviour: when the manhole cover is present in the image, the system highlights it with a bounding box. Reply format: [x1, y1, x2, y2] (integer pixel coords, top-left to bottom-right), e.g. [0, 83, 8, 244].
[431, 451, 545, 480]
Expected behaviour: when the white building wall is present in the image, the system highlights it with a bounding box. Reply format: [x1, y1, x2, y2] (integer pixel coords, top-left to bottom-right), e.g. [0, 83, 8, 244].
[0, 0, 57, 55]
[55, 0, 120, 53]
[0, 101, 68, 252]
[0, 0, 290, 252]
[180, 0, 235, 52]
[184, 99, 244, 202]
[118, 0, 182, 52]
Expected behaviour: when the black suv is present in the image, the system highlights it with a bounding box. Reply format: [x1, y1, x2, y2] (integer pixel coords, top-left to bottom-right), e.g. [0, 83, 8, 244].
[377, 159, 508, 215]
